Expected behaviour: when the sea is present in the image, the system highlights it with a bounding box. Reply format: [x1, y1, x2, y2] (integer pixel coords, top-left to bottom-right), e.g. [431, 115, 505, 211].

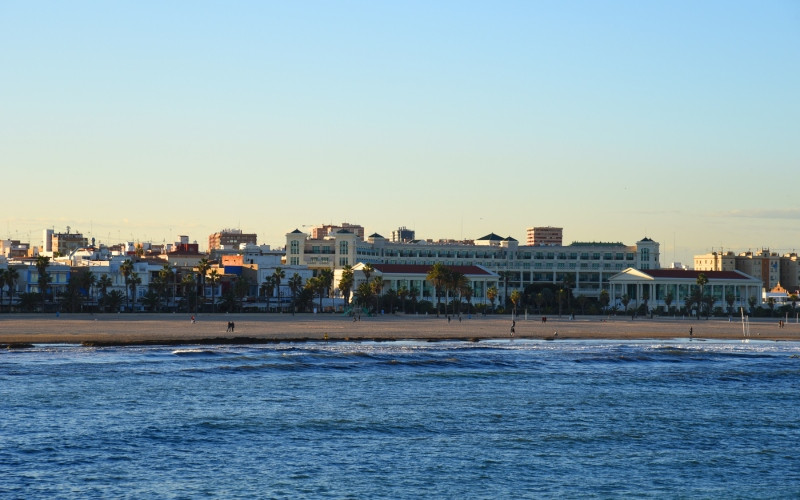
[2, 338, 799, 499]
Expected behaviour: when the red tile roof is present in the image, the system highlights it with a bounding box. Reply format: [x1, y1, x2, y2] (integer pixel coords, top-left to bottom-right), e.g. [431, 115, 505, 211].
[372, 264, 495, 276]
[644, 269, 752, 280]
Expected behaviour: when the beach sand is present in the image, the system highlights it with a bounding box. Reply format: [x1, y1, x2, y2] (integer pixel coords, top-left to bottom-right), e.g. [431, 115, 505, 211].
[1, 313, 798, 346]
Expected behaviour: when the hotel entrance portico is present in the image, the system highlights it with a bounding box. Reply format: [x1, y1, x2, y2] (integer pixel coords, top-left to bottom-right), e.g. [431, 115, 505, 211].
[608, 268, 763, 314]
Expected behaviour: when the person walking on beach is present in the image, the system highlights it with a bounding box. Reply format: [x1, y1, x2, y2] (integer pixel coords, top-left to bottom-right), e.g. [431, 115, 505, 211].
[689, 327, 693, 339]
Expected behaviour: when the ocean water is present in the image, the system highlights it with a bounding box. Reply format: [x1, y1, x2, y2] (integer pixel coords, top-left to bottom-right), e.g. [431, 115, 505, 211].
[2, 338, 799, 499]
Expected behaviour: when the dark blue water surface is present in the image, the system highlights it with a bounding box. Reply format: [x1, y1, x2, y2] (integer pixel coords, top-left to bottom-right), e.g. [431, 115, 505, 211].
[2, 339, 799, 499]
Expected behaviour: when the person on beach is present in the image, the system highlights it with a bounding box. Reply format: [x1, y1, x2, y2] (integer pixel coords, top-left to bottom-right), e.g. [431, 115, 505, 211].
[191, 315, 195, 324]
[689, 327, 693, 338]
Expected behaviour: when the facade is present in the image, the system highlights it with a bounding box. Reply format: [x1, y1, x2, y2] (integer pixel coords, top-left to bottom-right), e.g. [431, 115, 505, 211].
[526, 226, 563, 246]
[391, 226, 415, 243]
[694, 249, 795, 291]
[608, 268, 763, 313]
[342, 263, 499, 306]
[287, 228, 661, 300]
[310, 222, 365, 240]
[208, 229, 258, 251]
[44, 228, 88, 256]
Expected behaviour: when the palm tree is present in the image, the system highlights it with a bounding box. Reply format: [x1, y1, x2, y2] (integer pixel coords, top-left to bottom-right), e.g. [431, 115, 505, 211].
[273, 267, 285, 312]
[397, 286, 409, 314]
[663, 292, 674, 316]
[120, 259, 134, 311]
[261, 275, 276, 312]
[371, 276, 384, 313]
[599, 289, 610, 314]
[338, 265, 354, 306]
[0, 269, 6, 311]
[181, 272, 197, 313]
[35, 255, 51, 311]
[487, 286, 498, 313]
[197, 258, 211, 309]
[129, 272, 142, 312]
[510, 290, 522, 318]
[319, 268, 334, 309]
[725, 293, 736, 317]
[97, 274, 113, 312]
[696, 273, 709, 318]
[208, 270, 220, 313]
[426, 263, 449, 317]
[5, 266, 19, 312]
[459, 280, 473, 315]
[288, 273, 303, 315]
[621, 294, 631, 315]
[498, 271, 513, 310]
[362, 263, 374, 283]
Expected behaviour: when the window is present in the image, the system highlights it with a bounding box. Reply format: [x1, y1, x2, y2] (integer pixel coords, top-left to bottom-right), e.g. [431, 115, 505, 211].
[339, 257, 348, 266]
[290, 240, 299, 255]
[339, 240, 348, 255]
[640, 248, 650, 261]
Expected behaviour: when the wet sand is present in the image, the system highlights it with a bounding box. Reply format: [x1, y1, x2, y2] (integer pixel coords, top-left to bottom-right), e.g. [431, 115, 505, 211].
[1, 313, 798, 346]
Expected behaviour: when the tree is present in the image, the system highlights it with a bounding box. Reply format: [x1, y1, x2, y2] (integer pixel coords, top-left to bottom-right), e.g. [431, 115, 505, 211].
[371, 276, 384, 313]
[487, 286, 498, 312]
[181, 272, 197, 313]
[208, 270, 220, 313]
[197, 258, 211, 309]
[354, 281, 373, 309]
[5, 266, 19, 312]
[35, 255, 51, 311]
[664, 292, 674, 316]
[498, 271, 513, 310]
[319, 268, 334, 308]
[97, 274, 113, 312]
[599, 289, 610, 314]
[288, 273, 303, 315]
[120, 259, 134, 312]
[338, 265, 354, 306]
[458, 278, 473, 315]
[747, 295, 757, 312]
[0, 270, 6, 311]
[105, 290, 124, 313]
[725, 293, 736, 317]
[397, 286, 409, 313]
[129, 272, 142, 312]
[273, 267, 285, 312]
[233, 276, 250, 313]
[620, 294, 631, 315]
[696, 273, 709, 318]
[261, 275, 276, 312]
[426, 263, 449, 317]
[510, 290, 522, 317]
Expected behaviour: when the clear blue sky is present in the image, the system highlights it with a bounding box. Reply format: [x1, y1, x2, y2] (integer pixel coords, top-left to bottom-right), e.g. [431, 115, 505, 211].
[2, 1, 798, 263]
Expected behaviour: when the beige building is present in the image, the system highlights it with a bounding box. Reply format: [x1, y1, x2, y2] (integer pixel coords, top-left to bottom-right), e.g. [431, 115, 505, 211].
[694, 249, 791, 291]
[287, 227, 660, 301]
[526, 226, 563, 246]
[310, 222, 365, 240]
[208, 229, 257, 251]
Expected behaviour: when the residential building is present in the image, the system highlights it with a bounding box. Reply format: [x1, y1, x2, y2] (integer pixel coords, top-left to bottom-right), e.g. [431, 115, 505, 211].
[694, 249, 790, 291]
[310, 222, 365, 240]
[208, 229, 258, 251]
[526, 226, 563, 246]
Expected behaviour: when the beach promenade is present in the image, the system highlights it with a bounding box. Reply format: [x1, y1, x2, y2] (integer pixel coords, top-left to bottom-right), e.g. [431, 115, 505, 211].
[1, 313, 798, 346]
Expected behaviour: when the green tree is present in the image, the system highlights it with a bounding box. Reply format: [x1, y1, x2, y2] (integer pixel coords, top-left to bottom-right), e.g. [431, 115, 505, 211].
[181, 272, 197, 313]
[510, 290, 522, 317]
[426, 263, 449, 317]
[338, 265, 354, 306]
[487, 286, 498, 312]
[620, 294, 631, 315]
[197, 258, 211, 309]
[35, 255, 51, 311]
[371, 276, 384, 313]
[664, 292, 674, 316]
[319, 268, 334, 305]
[105, 290, 124, 313]
[208, 270, 220, 313]
[97, 274, 113, 312]
[288, 273, 303, 315]
[129, 272, 142, 312]
[261, 275, 276, 312]
[120, 259, 134, 312]
[696, 273, 709, 318]
[725, 293, 736, 317]
[599, 289, 610, 314]
[273, 267, 285, 312]
[5, 266, 20, 312]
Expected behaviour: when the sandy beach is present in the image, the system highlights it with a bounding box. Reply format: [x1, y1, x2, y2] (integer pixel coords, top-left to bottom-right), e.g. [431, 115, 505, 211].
[1, 312, 798, 346]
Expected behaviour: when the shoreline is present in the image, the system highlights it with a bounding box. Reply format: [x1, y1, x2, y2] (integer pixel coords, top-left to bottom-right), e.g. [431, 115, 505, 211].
[2, 313, 798, 347]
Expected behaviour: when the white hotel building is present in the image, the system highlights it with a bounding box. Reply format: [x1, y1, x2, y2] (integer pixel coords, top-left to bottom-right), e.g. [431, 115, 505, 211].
[286, 228, 661, 303]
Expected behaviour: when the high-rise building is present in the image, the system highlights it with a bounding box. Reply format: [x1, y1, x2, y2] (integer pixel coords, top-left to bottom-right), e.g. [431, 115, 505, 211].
[310, 222, 365, 240]
[208, 229, 258, 250]
[391, 226, 415, 243]
[526, 226, 563, 246]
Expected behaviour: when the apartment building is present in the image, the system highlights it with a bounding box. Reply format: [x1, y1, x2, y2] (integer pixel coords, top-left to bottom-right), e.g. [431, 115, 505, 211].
[694, 249, 796, 291]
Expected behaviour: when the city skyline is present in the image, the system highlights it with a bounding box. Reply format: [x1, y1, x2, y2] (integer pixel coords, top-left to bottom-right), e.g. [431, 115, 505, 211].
[3, 1, 799, 264]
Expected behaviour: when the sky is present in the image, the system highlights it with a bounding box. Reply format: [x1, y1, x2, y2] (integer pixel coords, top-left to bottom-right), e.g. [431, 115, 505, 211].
[2, 1, 799, 264]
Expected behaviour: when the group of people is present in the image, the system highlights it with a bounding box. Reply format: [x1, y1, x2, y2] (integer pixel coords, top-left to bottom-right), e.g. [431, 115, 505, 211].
[226, 321, 235, 333]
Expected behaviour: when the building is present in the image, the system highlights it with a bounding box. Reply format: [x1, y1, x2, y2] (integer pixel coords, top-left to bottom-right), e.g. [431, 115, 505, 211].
[694, 249, 792, 291]
[44, 228, 88, 256]
[208, 229, 258, 251]
[287, 227, 661, 301]
[608, 268, 763, 313]
[391, 226, 415, 243]
[526, 226, 563, 246]
[310, 222, 365, 240]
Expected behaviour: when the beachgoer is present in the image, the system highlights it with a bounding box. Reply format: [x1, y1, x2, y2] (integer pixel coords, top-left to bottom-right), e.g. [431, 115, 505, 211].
[689, 327, 693, 337]
[231, 322, 235, 333]
[191, 315, 195, 324]
[554, 331, 558, 338]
